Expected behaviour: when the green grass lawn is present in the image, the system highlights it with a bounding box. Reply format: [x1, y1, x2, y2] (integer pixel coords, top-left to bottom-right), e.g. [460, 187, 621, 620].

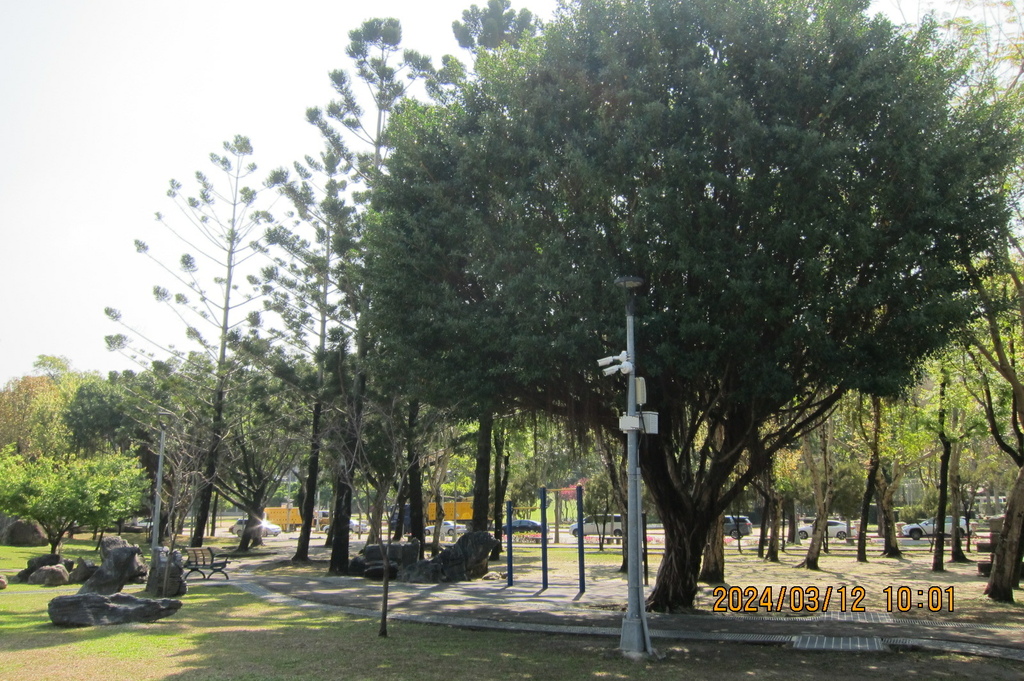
[2, 537, 1024, 680]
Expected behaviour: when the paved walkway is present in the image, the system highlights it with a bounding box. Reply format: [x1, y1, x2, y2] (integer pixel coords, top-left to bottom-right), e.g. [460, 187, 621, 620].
[192, 551, 1024, 663]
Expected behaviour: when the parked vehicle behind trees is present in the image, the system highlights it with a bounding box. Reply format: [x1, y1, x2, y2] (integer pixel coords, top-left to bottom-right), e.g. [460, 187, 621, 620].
[229, 519, 282, 538]
[570, 514, 622, 538]
[901, 517, 969, 541]
[724, 516, 753, 539]
[798, 519, 848, 541]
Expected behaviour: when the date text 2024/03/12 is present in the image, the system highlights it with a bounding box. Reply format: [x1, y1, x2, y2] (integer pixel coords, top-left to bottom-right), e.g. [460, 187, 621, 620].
[710, 585, 955, 614]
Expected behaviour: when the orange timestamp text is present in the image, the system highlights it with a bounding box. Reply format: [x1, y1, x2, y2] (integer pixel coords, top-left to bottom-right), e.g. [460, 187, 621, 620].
[710, 585, 956, 614]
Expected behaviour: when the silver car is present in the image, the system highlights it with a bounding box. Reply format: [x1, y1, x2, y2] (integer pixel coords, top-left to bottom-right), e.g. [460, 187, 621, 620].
[901, 516, 967, 540]
[797, 519, 848, 540]
[230, 519, 282, 537]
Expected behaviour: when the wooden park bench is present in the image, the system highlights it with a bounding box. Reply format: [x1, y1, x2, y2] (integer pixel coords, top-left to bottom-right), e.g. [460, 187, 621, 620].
[183, 547, 231, 580]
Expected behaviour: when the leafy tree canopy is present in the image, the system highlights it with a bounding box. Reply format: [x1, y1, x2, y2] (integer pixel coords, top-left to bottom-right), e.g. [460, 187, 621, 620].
[453, 0, 539, 51]
[0, 447, 148, 553]
[368, 0, 1021, 609]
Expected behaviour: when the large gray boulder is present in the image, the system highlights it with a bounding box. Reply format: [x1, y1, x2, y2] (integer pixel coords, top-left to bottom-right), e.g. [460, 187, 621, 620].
[356, 540, 420, 580]
[363, 540, 421, 567]
[28, 564, 69, 586]
[145, 548, 188, 597]
[67, 558, 98, 584]
[398, 558, 444, 583]
[399, 531, 499, 583]
[14, 554, 73, 583]
[99, 535, 131, 560]
[78, 545, 147, 595]
[348, 554, 368, 577]
[48, 592, 181, 627]
[4, 519, 47, 547]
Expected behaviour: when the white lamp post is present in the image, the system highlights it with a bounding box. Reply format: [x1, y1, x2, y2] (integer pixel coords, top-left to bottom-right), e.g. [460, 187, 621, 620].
[600, 276, 653, 656]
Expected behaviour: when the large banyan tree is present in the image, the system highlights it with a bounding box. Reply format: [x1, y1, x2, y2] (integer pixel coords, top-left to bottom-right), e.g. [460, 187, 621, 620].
[365, 0, 1020, 610]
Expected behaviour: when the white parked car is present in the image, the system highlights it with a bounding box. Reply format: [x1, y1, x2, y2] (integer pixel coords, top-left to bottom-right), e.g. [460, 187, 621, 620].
[797, 519, 849, 540]
[437, 520, 467, 537]
[230, 519, 282, 537]
[319, 518, 368, 534]
[570, 515, 623, 538]
[901, 516, 968, 540]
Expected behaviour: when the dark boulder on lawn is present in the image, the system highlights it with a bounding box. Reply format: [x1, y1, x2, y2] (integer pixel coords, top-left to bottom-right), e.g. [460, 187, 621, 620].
[48, 592, 181, 627]
[399, 531, 499, 583]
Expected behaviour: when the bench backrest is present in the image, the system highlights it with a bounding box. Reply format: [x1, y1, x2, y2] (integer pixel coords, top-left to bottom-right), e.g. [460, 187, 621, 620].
[185, 547, 214, 564]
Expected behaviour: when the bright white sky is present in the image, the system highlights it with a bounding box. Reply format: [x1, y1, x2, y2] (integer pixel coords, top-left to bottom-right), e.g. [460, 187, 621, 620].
[0, 0, 962, 385]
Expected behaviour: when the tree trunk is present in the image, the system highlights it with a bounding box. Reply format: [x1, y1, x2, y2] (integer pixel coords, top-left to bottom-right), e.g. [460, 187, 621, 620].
[800, 514, 829, 570]
[599, 434, 628, 573]
[757, 510, 768, 559]
[379, 540, 392, 637]
[756, 471, 771, 559]
[471, 411, 493, 532]
[648, 509, 707, 611]
[698, 515, 725, 583]
[293, 399, 323, 562]
[236, 513, 264, 552]
[391, 478, 409, 541]
[787, 499, 798, 546]
[380, 469, 410, 638]
[986, 463, 1024, 602]
[190, 442, 218, 547]
[642, 429, 722, 611]
[876, 477, 903, 558]
[934, 373, 951, 572]
[191, 375, 228, 548]
[799, 426, 834, 570]
[406, 401, 425, 559]
[328, 468, 353, 575]
[949, 443, 968, 563]
[367, 483, 389, 546]
[857, 396, 882, 563]
[801, 524, 823, 570]
[427, 450, 450, 557]
[210, 492, 220, 537]
[934, 440, 951, 570]
[491, 425, 509, 561]
[765, 491, 782, 562]
[431, 499, 445, 556]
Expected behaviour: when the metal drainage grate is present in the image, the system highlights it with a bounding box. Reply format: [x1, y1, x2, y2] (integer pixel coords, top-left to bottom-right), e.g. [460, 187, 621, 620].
[818, 612, 894, 624]
[793, 636, 888, 652]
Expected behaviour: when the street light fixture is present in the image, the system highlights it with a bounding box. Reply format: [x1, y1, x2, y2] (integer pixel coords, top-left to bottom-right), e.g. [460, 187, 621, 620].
[601, 276, 654, 656]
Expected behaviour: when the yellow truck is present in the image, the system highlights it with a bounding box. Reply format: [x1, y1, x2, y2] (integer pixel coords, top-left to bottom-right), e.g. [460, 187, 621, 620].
[263, 507, 329, 532]
[426, 500, 473, 523]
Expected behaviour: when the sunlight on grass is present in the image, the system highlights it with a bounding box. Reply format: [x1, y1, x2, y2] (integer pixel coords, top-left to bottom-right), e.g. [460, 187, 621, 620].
[3, 539, 1024, 680]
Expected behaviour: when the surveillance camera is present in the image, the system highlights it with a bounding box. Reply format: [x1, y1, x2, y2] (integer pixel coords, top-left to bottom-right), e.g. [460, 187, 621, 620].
[597, 351, 628, 367]
[601, 360, 634, 376]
